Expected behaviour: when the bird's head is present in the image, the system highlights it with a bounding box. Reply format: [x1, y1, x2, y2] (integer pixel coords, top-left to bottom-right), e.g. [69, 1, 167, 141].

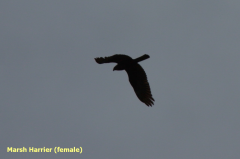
[113, 64, 125, 71]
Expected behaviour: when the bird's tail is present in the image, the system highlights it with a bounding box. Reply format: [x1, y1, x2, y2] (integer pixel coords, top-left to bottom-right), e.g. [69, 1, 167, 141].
[134, 54, 150, 63]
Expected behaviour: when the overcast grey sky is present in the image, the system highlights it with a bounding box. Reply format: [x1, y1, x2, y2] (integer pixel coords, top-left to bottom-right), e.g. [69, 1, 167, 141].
[1, 1, 240, 158]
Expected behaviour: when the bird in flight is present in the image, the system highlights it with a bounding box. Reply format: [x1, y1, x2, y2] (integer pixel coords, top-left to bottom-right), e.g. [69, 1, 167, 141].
[95, 54, 154, 107]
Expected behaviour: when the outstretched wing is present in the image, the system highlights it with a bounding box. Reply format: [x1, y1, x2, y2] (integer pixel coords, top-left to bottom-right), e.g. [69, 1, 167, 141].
[125, 64, 154, 106]
[95, 54, 132, 64]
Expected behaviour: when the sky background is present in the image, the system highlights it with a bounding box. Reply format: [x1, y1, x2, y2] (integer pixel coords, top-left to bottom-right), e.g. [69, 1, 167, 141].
[1, 1, 240, 158]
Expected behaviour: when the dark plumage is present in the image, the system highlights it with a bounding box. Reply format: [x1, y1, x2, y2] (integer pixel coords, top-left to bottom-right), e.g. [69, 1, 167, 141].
[95, 54, 154, 107]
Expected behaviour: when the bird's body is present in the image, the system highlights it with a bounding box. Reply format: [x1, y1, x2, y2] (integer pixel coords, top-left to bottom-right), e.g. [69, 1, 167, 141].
[95, 54, 154, 106]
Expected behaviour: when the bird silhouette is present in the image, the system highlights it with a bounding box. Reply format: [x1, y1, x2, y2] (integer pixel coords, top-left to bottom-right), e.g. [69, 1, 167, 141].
[95, 54, 154, 106]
